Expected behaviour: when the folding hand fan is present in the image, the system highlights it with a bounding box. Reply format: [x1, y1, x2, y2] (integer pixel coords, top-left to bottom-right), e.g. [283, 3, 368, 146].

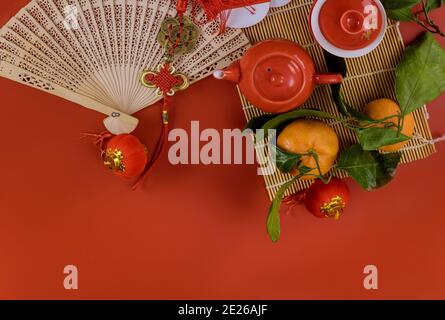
[0, 0, 250, 134]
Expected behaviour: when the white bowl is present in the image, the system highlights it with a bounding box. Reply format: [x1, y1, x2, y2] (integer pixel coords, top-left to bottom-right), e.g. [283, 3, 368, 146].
[310, 0, 387, 58]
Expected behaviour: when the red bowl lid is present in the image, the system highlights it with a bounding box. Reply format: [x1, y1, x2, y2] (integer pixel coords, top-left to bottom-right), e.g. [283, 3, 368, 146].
[318, 0, 384, 50]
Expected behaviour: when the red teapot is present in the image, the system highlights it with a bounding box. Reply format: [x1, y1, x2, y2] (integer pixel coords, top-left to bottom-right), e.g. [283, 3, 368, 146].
[213, 39, 343, 114]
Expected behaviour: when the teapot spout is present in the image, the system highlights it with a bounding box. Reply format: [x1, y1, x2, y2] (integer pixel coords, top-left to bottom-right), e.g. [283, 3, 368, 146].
[213, 60, 241, 83]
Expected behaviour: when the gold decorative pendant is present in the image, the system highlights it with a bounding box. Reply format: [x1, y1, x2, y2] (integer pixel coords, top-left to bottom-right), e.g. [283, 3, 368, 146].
[140, 13, 197, 96]
[157, 16, 200, 55]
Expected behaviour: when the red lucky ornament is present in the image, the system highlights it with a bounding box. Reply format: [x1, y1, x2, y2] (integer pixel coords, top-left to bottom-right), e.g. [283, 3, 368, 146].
[284, 178, 350, 220]
[87, 1, 197, 189]
[134, 0, 197, 189]
[103, 134, 148, 179]
[85, 0, 197, 189]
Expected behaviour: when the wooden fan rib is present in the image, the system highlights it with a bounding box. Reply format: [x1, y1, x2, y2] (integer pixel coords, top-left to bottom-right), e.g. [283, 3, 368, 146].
[0, 59, 138, 131]
[16, 5, 114, 105]
[0, 32, 80, 88]
[88, 0, 125, 111]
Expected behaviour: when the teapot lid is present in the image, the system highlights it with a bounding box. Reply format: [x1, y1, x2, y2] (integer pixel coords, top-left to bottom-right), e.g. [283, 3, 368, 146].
[316, 0, 385, 51]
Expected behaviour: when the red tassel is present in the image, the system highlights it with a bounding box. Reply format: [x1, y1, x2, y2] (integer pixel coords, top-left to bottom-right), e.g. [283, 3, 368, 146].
[81, 131, 114, 157]
[194, 0, 267, 19]
[193, 0, 269, 32]
[177, 0, 189, 14]
[218, 9, 232, 34]
[132, 97, 171, 190]
[132, 8, 189, 188]
[282, 190, 306, 215]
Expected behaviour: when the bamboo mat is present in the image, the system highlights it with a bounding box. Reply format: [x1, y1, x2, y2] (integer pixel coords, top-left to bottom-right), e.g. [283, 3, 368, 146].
[238, 0, 436, 200]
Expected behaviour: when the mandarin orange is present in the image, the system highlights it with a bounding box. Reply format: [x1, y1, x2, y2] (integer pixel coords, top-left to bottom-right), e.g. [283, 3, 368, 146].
[277, 119, 339, 180]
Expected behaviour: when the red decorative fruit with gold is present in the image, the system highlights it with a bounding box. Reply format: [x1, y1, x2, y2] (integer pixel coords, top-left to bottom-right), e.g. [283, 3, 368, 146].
[103, 134, 148, 179]
[304, 178, 350, 220]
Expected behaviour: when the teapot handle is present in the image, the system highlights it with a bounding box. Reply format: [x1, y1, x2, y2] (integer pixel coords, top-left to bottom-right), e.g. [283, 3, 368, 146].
[314, 73, 343, 85]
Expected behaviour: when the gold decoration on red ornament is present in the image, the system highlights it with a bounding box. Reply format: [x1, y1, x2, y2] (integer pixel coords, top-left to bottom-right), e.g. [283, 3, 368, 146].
[104, 149, 126, 173]
[320, 196, 346, 220]
[103, 134, 148, 179]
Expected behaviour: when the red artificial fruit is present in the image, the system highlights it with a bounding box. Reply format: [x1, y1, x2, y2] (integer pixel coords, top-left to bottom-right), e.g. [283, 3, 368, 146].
[104, 134, 148, 179]
[304, 178, 350, 219]
[284, 178, 350, 219]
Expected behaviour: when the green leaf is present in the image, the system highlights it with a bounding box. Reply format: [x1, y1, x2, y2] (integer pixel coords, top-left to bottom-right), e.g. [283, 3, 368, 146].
[337, 144, 402, 190]
[356, 127, 411, 150]
[270, 144, 302, 173]
[324, 50, 347, 77]
[323, 50, 375, 120]
[396, 32, 445, 115]
[262, 109, 337, 134]
[382, 0, 420, 10]
[243, 114, 276, 131]
[330, 84, 349, 117]
[425, 0, 444, 12]
[331, 84, 376, 121]
[387, 7, 415, 21]
[337, 145, 378, 190]
[298, 165, 313, 176]
[266, 177, 298, 242]
[381, 0, 419, 21]
[375, 152, 402, 187]
[324, 51, 350, 117]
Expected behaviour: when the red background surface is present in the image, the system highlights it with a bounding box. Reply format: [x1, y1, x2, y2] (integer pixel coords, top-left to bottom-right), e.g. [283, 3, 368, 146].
[1, 1, 445, 300]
